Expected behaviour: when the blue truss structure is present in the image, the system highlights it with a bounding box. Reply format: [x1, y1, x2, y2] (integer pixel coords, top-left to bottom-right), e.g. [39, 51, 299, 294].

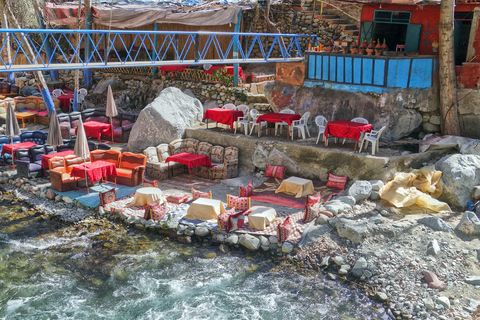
[0, 29, 315, 72]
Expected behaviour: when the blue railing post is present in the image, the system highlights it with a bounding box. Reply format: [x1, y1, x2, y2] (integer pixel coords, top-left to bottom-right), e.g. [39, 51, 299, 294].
[36, 15, 58, 80]
[152, 23, 158, 76]
[84, 6, 93, 87]
[233, 10, 242, 86]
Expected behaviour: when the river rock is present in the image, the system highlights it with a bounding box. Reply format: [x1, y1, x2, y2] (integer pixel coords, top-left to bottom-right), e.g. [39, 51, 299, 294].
[225, 234, 239, 245]
[269, 235, 279, 244]
[427, 239, 440, 256]
[347, 181, 372, 201]
[437, 296, 450, 309]
[424, 270, 446, 291]
[332, 255, 344, 266]
[473, 186, 480, 201]
[319, 256, 330, 267]
[281, 242, 294, 253]
[436, 154, 480, 207]
[324, 200, 352, 215]
[464, 276, 480, 286]
[315, 214, 330, 224]
[335, 218, 371, 244]
[369, 180, 385, 191]
[46, 189, 55, 200]
[212, 233, 226, 243]
[455, 211, 480, 235]
[417, 216, 453, 232]
[195, 227, 210, 237]
[258, 235, 269, 247]
[128, 87, 203, 151]
[335, 196, 356, 207]
[239, 234, 260, 250]
[352, 257, 368, 277]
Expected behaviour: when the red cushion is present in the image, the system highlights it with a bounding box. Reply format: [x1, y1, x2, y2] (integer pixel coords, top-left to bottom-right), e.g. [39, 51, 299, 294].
[326, 173, 348, 189]
[278, 216, 291, 243]
[305, 191, 322, 207]
[166, 193, 190, 204]
[239, 181, 253, 197]
[191, 188, 212, 201]
[227, 211, 245, 233]
[116, 167, 133, 178]
[227, 194, 251, 211]
[99, 188, 116, 206]
[217, 207, 236, 230]
[265, 165, 286, 179]
[144, 199, 168, 221]
[143, 177, 158, 188]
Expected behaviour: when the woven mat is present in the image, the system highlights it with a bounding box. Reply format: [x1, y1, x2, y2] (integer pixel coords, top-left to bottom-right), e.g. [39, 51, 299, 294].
[157, 173, 218, 192]
[250, 177, 343, 209]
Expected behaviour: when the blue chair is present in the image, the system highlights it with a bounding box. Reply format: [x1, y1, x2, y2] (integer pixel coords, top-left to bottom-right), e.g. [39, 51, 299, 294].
[20, 130, 47, 144]
[15, 146, 44, 178]
[0, 135, 21, 165]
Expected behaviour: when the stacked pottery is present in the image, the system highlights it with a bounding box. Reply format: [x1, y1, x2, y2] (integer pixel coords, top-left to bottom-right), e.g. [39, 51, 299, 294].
[350, 42, 358, 54]
[366, 40, 375, 55]
[359, 40, 367, 55]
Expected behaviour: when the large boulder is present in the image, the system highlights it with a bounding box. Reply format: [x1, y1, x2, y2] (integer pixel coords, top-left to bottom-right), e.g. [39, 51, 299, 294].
[128, 87, 203, 151]
[455, 211, 480, 236]
[436, 154, 480, 207]
[347, 180, 372, 202]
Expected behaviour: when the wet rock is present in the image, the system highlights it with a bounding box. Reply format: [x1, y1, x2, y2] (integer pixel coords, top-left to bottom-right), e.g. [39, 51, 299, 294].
[239, 234, 260, 250]
[184, 229, 194, 236]
[332, 255, 344, 266]
[417, 216, 453, 232]
[281, 242, 294, 253]
[203, 251, 217, 259]
[268, 235, 278, 244]
[219, 243, 230, 253]
[261, 245, 269, 251]
[424, 270, 446, 291]
[166, 221, 179, 230]
[225, 234, 239, 245]
[195, 227, 210, 237]
[352, 257, 368, 277]
[426, 239, 440, 256]
[178, 236, 192, 244]
[347, 180, 372, 202]
[212, 233, 226, 243]
[319, 256, 330, 267]
[376, 292, 389, 301]
[464, 276, 480, 286]
[455, 211, 480, 235]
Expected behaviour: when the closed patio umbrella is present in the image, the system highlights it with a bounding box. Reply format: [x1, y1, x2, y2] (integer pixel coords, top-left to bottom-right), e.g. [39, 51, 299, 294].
[46, 109, 63, 157]
[74, 118, 90, 192]
[5, 102, 20, 170]
[106, 85, 118, 143]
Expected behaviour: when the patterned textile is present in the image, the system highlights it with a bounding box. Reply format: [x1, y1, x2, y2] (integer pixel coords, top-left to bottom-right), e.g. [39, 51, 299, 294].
[217, 207, 236, 230]
[146, 162, 169, 180]
[59, 122, 71, 139]
[197, 142, 212, 157]
[326, 173, 348, 189]
[143, 177, 158, 188]
[143, 147, 159, 163]
[265, 165, 286, 179]
[191, 188, 212, 201]
[144, 199, 168, 221]
[239, 181, 254, 197]
[306, 191, 322, 207]
[71, 160, 117, 184]
[209, 163, 225, 180]
[184, 138, 199, 154]
[156, 144, 170, 163]
[99, 188, 116, 206]
[210, 146, 224, 164]
[228, 211, 245, 233]
[278, 216, 292, 243]
[169, 139, 185, 155]
[224, 147, 239, 179]
[166, 193, 191, 204]
[226, 194, 251, 211]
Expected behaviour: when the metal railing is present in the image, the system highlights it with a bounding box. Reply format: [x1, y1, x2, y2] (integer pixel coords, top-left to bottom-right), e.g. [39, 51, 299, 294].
[0, 29, 316, 72]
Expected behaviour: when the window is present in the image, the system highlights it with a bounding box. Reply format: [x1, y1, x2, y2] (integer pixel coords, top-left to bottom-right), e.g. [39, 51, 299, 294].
[374, 11, 411, 24]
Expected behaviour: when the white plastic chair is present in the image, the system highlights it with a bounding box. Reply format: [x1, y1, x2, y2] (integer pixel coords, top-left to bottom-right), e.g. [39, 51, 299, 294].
[315, 115, 328, 145]
[249, 109, 267, 136]
[291, 112, 311, 140]
[223, 103, 237, 110]
[274, 108, 295, 136]
[78, 88, 88, 96]
[359, 126, 386, 155]
[234, 104, 250, 135]
[52, 89, 65, 98]
[341, 117, 369, 144]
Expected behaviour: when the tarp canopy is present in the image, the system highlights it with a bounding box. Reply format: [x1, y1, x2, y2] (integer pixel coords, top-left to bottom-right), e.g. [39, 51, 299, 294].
[44, 1, 251, 27]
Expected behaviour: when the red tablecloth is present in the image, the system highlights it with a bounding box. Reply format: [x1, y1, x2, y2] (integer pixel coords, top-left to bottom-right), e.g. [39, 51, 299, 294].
[42, 150, 74, 169]
[325, 120, 373, 141]
[161, 65, 189, 73]
[58, 94, 74, 112]
[71, 160, 117, 184]
[77, 121, 112, 140]
[203, 108, 244, 129]
[165, 152, 213, 169]
[204, 66, 244, 80]
[257, 113, 301, 125]
[1, 142, 37, 156]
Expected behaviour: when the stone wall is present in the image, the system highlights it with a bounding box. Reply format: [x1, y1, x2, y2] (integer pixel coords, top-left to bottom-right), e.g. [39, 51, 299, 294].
[184, 128, 445, 181]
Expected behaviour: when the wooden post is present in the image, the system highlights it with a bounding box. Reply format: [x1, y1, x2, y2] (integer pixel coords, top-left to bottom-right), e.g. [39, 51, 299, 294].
[0, 0, 12, 83]
[84, 0, 93, 88]
[233, 10, 242, 86]
[466, 8, 480, 63]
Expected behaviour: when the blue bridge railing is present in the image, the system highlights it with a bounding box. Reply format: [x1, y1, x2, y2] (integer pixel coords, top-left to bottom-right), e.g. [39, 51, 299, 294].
[0, 29, 315, 72]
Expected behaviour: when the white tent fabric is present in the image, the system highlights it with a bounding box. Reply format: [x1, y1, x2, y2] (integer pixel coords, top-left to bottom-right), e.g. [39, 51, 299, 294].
[47, 109, 64, 157]
[5, 102, 20, 169]
[74, 118, 90, 161]
[106, 85, 118, 142]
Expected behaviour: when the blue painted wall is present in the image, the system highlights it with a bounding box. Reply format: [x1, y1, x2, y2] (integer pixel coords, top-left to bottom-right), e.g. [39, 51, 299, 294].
[307, 53, 436, 93]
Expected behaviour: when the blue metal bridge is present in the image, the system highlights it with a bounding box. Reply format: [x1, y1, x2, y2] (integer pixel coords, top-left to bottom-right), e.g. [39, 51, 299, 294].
[0, 29, 314, 72]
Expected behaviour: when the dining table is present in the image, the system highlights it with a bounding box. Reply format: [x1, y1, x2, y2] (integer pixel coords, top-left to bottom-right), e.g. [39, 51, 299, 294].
[70, 160, 117, 194]
[203, 107, 244, 130]
[77, 121, 112, 142]
[256, 113, 301, 140]
[324, 120, 373, 151]
[1, 142, 37, 167]
[165, 152, 213, 183]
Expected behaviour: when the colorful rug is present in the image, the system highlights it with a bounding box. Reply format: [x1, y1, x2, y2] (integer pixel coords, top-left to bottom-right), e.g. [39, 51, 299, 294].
[250, 177, 343, 209]
[156, 173, 219, 192]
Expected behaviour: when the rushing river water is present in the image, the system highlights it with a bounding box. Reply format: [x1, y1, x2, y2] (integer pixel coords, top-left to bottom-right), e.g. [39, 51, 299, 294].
[0, 196, 390, 320]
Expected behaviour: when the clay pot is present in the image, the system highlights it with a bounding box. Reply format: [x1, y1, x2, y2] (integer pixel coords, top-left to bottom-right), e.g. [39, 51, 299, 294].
[365, 48, 374, 56]
[350, 47, 358, 54]
[325, 46, 333, 53]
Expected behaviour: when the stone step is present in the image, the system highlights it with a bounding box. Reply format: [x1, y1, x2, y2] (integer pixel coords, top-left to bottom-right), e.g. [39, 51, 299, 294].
[250, 80, 274, 95]
[246, 93, 268, 104]
[252, 103, 272, 113]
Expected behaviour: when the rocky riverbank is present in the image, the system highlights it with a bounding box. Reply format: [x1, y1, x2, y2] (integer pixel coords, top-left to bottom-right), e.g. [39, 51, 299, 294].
[1, 169, 479, 320]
